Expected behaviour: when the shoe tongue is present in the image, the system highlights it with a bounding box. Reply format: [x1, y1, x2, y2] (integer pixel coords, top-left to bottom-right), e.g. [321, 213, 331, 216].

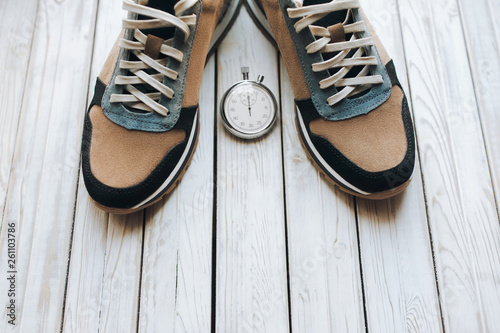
[302, 0, 365, 92]
[139, 0, 178, 40]
[143, 0, 176, 13]
[302, 0, 347, 27]
[127, 0, 180, 112]
[303, 0, 329, 4]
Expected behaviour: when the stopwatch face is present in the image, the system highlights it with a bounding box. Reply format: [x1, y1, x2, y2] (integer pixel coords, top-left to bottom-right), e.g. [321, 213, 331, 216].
[222, 82, 277, 139]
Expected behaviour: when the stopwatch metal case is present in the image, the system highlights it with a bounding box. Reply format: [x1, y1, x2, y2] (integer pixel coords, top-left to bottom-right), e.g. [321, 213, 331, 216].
[220, 68, 278, 140]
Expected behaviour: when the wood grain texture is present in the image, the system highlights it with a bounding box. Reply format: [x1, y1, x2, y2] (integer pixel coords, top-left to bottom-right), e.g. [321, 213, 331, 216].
[138, 55, 216, 333]
[0, 0, 38, 226]
[357, 180, 442, 333]
[399, 0, 500, 331]
[63, 174, 109, 332]
[356, 1, 443, 332]
[279, 62, 365, 333]
[98, 213, 144, 333]
[63, 0, 123, 331]
[215, 8, 290, 333]
[0, 0, 98, 331]
[458, 0, 500, 212]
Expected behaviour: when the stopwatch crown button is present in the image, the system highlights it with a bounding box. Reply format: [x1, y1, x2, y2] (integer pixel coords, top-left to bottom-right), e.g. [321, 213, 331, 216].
[241, 67, 249, 80]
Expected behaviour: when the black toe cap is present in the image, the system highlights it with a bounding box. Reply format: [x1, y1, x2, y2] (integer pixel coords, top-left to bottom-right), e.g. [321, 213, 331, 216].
[296, 96, 416, 194]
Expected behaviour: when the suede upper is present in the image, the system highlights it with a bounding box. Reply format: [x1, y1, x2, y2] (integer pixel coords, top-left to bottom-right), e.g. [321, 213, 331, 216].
[309, 85, 407, 172]
[101, 1, 202, 132]
[88, 105, 186, 188]
[183, 0, 227, 107]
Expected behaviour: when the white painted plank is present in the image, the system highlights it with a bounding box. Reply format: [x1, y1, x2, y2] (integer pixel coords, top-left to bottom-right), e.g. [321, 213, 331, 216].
[356, 1, 443, 332]
[65, 202, 143, 331]
[138, 55, 216, 333]
[215, 7, 289, 333]
[0, 0, 38, 223]
[357, 179, 443, 333]
[0, 0, 98, 331]
[399, 0, 500, 331]
[458, 0, 500, 214]
[279, 63, 365, 332]
[62, 0, 124, 330]
[98, 213, 144, 333]
[62, 173, 109, 333]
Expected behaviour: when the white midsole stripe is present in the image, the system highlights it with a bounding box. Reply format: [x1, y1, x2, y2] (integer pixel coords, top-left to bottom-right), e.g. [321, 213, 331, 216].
[132, 111, 198, 209]
[296, 107, 371, 196]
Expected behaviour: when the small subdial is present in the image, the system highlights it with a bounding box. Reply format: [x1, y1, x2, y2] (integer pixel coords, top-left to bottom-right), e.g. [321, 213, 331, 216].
[239, 88, 258, 106]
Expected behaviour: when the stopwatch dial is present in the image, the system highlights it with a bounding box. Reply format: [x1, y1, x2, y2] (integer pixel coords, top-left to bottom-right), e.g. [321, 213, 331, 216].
[224, 83, 275, 135]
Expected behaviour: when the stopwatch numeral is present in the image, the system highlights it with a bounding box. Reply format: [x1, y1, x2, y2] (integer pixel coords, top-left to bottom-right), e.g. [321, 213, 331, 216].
[249, 124, 254, 128]
[230, 108, 235, 111]
[262, 114, 268, 118]
[257, 121, 262, 125]
[233, 116, 238, 120]
[240, 122, 245, 126]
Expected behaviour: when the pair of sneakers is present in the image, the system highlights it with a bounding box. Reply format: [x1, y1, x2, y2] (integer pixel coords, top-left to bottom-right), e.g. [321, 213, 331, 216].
[82, 0, 415, 214]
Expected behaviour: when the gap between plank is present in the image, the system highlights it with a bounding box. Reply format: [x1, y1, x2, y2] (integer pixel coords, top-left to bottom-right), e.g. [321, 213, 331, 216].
[210, 50, 219, 333]
[277, 54, 294, 333]
[135, 214, 147, 333]
[353, 197, 369, 333]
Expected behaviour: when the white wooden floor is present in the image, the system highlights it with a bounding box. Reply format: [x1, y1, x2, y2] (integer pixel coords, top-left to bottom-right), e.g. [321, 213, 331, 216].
[1, 0, 500, 332]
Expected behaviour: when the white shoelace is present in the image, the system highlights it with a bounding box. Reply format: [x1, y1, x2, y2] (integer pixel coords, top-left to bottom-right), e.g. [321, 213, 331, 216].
[110, 0, 198, 116]
[287, 0, 383, 106]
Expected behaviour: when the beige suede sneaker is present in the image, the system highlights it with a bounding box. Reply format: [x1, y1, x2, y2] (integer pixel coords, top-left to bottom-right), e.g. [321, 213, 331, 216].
[81, 0, 240, 213]
[247, 0, 415, 199]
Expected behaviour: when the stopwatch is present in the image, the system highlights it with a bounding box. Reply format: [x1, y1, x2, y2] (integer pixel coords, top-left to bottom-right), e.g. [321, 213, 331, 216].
[220, 67, 278, 139]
